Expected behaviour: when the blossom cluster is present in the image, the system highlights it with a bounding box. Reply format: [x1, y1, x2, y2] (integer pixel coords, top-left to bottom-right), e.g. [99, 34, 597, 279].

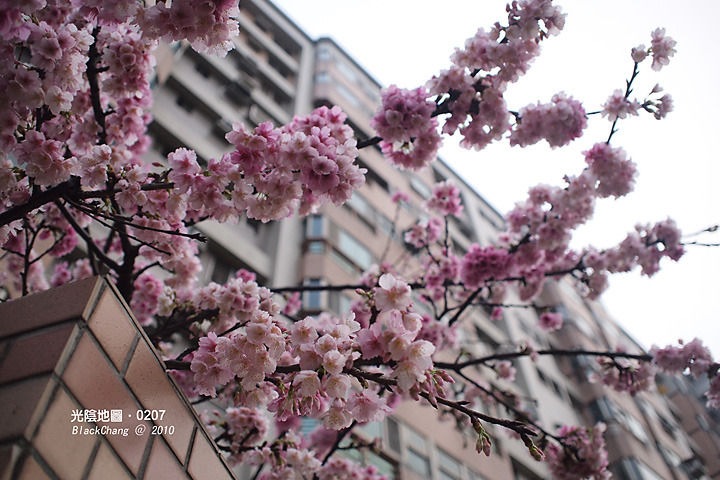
[591, 354, 656, 396]
[77, 0, 240, 55]
[601, 82, 673, 123]
[509, 92, 587, 148]
[427, 0, 565, 150]
[165, 105, 365, 225]
[371, 85, 442, 170]
[500, 143, 684, 300]
[0, 0, 366, 300]
[187, 272, 444, 432]
[222, 106, 365, 222]
[367, 0, 568, 165]
[245, 440, 388, 480]
[419, 247, 461, 301]
[460, 245, 514, 290]
[538, 312, 563, 332]
[1, 0, 713, 477]
[648, 28, 677, 71]
[405, 217, 444, 249]
[581, 218, 685, 297]
[651, 339, 719, 408]
[423, 180, 464, 217]
[202, 406, 270, 461]
[545, 423, 611, 480]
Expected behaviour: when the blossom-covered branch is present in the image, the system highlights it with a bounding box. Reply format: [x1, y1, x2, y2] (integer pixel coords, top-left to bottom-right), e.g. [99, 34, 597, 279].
[1, 1, 717, 479]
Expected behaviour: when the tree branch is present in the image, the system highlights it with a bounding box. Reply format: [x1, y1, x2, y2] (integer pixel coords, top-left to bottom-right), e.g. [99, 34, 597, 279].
[436, 348, 652, 371]
[87, 26, 107, 145]
[0, 178, 80, 228]
[54, 200, 120, 271]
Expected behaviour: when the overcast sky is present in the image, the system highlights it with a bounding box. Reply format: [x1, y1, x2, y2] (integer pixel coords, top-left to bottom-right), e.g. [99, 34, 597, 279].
[272, 0, 720, 357]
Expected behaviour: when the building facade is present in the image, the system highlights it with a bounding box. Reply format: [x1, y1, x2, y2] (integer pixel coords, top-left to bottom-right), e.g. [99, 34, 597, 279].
[145, 1, 717, 480]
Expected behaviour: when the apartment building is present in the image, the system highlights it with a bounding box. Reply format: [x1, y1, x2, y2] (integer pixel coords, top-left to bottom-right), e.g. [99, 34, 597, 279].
[146, 1, 715, 479]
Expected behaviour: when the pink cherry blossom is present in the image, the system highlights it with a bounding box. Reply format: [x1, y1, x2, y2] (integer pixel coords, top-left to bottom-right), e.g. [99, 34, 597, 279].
[424, 180, 464, 217]
[460, 245, 514, 289]
[0, 2, 710, 477]
[510, 92, 587, 148]
[649, 27, 676, 71]
[495, 360, 516, 381]
[374, 273, 412, 311]
[346, 390, 392, 423]
[538, 312, 563, 332]
[651, 338, 714, 377]
[601, 89, 640, 122]
[545, 423, 611, 480]
[583, 143, 636, 198]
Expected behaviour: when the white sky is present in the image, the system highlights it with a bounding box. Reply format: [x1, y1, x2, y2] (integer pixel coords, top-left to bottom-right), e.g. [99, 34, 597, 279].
[272, 0, 720, 357]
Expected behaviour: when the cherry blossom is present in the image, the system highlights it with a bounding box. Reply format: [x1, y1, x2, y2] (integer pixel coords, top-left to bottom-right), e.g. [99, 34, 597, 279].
[510, 92, 587, 148]
[1, 1, 717, 478]
[545, 423, 611, 480]
[538, 312, 563, 332]
[649, 27, 676, 71]
[424, 180, 464, 217]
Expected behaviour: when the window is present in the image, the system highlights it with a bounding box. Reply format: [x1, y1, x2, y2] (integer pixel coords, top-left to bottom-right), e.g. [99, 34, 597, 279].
[468, 471, 488, 480]
[377, 214, 394, 238]
[317, 45, 331, 61]
[345, 193, 377, 231]
[212, 118, 233, 142]
[195, 61, 212, 78]
[336, 58, 361, 84]
[657, 443, 682, 467]
[386, 417, 401, 453]
[306, 241, 325, 254]
[512, 460, 544, 480]
[303, 278, 323, 310]
[247, 38, 263, 54]
[590, 397, 648, 444]
[300, 417, 319, 436]
[436, 450, 462, 480]
[409, 176, 432, 198]
[569, 394, 584, 414]
[336, 230, 373, 270]
[248, 104, 275, 127]
[330, 249, 358, 275]
[404, 426, 430, 476]
[224, 80, 254, 107]
[175, 94, 195, 113]
[346, 192, 374, 220]
[306, 215, 324, 238]
[335, 82, 361, 108]
[355, 159, 389, 192]
[589, 397, 616, 424]
[366, 451, 396, 479]
[328, 292, 353, 315]
[569, 354, 598, 380]
[614, 457, 665, 480]
[622, 412, 649, 444]
[658, 415, 677, 437]
[406, 448, 430, 477]
[358, 421, 383, 440]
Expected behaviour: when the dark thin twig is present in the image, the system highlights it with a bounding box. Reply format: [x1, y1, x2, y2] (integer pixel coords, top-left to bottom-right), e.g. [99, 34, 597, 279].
[606, 61, 640, 144]
[66, 198, 206, 242]
[54, 200, 121, 271]
[435, 348, 652, 371]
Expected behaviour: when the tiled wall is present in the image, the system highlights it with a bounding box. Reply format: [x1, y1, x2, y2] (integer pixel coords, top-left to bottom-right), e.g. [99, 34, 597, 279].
[0, 277, 236, 480]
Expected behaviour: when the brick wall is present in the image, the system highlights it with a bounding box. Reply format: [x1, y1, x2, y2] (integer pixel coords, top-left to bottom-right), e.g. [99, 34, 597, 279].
[0, 277, 236, 480]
